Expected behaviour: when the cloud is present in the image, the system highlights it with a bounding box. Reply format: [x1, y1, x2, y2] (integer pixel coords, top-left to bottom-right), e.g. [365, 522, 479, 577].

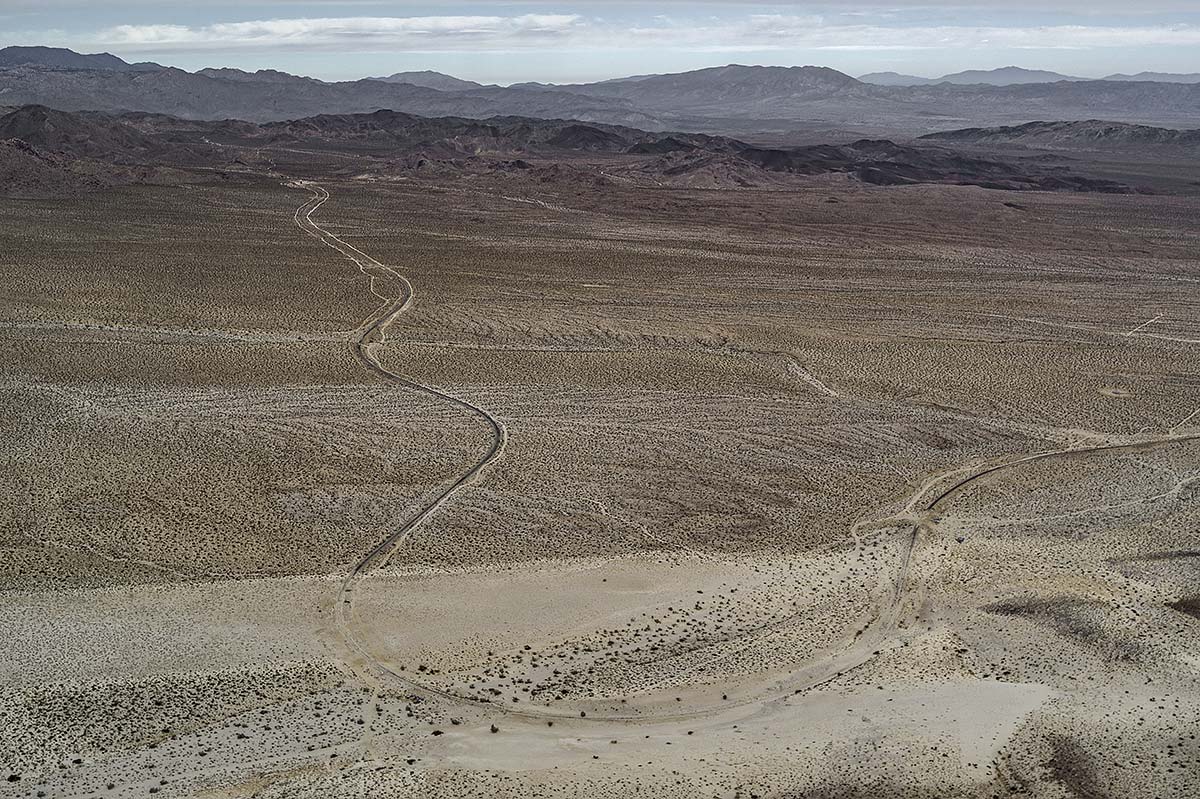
[99, 14, 583, 51]
[9, 0, 1200, 10]
[44, 13, 1200, 56]
[723, 17, 1200, 51]
[620, 16, 1200, 53]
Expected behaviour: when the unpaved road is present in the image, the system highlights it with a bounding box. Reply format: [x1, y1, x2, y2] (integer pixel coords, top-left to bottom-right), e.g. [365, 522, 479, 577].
[288, 179, 1200, 727]
[289, 181, 507, 703]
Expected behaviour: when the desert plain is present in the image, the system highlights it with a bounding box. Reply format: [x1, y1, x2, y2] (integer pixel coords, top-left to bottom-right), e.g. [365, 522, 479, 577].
[1, 121, 1199, 799]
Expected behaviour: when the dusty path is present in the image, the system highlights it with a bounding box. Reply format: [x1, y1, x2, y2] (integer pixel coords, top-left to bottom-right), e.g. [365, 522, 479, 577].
[288, 181, 507, 697]
[287, 179, 1200, 727]
[285, 180, 907, 723]
[887, 431, 1200, 625]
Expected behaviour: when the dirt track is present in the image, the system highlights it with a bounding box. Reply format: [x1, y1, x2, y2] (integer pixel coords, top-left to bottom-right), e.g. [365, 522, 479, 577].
[288, 180, 1200, 728]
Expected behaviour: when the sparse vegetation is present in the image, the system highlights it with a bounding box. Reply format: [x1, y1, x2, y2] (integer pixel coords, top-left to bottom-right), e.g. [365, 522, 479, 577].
[1, 103, 1198, 798]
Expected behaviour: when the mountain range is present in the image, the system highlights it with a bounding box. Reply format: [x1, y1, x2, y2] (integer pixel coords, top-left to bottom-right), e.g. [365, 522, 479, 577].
[0, 45, 163, 72]
[2, 47, 1199, 134]
[0, 103, 1136, 197]
[367, 71, 491, 92]
[1102, 72, 1200, 84]
[860, 66, 1200, 87]
[920, 120, 1200, 151]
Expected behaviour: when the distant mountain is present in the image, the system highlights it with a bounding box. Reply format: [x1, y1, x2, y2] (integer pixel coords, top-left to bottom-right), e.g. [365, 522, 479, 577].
[1103, 72, 1200, 84]
[558, 64, 1200, 131]
[0, 63, 660, 127]
[862, 67, 1085, 87]
[2, 51, 1199, 133]
[0, 45, 161, 72]
[196, 68, 324, 85]
[552, 64, 864, 118]
[921, 119, 1200, 150]
[935, 67, 1084, 85]
[368, 71, 486, 91]
[858, 72, 938, 87]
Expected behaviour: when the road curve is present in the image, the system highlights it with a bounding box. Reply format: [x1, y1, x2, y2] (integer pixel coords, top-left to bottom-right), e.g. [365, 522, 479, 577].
[288, 179, 1200, 725]
[288, 181, 508, 692]
[890, 431, 1200, 614]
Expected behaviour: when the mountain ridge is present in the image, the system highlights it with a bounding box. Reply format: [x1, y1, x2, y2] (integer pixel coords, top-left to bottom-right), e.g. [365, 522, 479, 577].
[2, 49, 1198, 133]
[1102, 71, 1200, 84]
[920, 119, 1200, 150]
[368, 71, 489, 91]
[0, 103, 1137, 196]
[861, 66, 1084, 87]
[0, 45, 162, 72]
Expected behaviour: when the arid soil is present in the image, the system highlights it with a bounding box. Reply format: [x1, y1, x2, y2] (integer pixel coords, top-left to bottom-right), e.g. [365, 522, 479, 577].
[1, 141, 1198, 798]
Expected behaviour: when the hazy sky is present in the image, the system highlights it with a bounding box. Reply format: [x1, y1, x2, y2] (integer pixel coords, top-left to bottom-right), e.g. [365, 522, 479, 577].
[5, 1, 1200, 83]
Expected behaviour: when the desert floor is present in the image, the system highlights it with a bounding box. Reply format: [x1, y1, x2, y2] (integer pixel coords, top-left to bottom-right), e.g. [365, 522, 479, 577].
[2, 161, 1199, 797]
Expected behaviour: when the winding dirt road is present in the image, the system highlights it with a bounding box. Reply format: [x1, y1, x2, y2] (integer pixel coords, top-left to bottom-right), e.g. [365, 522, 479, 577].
[288, 179, 1200, 726]
[288, 181, 508, 698]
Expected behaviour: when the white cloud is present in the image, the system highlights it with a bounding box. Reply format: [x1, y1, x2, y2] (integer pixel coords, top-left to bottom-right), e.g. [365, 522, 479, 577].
[100, 14, 583, 50]
[9, 0, 1200, 9]
[54, 13, 1200, 55]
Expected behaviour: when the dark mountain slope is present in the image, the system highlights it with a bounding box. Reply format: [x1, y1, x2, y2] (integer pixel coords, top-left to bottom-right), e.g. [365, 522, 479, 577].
[921, 120, 1200, 151]
[0, 104, 1135, 194]
[0, 45, 161, 72]
[710, 139, 1128, 191]
[0, 138, 108, 197]
[0, 104, 160, 158]
[245, 110, 1133, 192]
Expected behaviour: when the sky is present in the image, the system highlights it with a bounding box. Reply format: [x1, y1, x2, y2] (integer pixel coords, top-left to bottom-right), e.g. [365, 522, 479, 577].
[4, 1, 1200, 84]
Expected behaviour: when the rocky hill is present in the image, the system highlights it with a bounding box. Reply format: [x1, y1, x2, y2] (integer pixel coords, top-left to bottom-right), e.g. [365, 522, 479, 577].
[0, 104, 1135, 195]
[0, 104, 161, 159]
[921, 120, 1200, 151]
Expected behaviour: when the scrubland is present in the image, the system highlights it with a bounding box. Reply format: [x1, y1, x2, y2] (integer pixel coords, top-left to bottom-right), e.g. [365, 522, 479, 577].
[1, 158, 1198, 797]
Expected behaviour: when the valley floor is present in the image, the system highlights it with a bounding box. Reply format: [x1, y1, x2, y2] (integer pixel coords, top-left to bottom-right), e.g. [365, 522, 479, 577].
[2, 163, 1199, 797]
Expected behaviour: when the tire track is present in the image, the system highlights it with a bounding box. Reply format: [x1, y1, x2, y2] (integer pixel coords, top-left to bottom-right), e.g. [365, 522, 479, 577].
[287, 181, 508, 695]
[288, 179, 1200, 726]
[887, 432, 1200, 624]
[285, 179, 892, 723]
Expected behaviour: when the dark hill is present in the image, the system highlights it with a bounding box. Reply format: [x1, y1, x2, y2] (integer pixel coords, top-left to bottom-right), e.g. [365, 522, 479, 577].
[0, 138, 105, 197]
[0, 104, 1136, 194]
[0, 45, 160, 72]
[711, 139, 1129, 191]
[921, 120, 1200, 151]
[0, 104, 160, 159]
[545, 124, 631, 152]
[255, 111, 734, 156]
